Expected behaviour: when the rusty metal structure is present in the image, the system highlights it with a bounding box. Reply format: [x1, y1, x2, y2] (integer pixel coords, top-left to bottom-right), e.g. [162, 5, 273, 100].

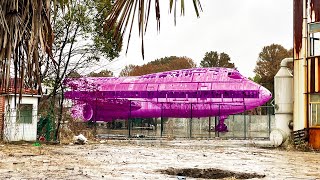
[64, 68, 271, 132]
[294, 0, 320, 149]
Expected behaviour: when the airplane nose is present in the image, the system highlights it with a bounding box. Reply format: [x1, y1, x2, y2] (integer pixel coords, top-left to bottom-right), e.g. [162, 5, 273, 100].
[260, 86, 272, 103]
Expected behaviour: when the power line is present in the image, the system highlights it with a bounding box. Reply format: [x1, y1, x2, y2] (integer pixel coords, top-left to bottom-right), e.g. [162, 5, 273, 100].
[78, 56, 125, 75]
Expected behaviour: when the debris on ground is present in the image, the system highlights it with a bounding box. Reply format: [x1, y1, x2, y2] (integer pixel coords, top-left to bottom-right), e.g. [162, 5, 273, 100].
[32, 142, 41, 147]
[159, 167, 265, 179]
[74, 134, 88, 145]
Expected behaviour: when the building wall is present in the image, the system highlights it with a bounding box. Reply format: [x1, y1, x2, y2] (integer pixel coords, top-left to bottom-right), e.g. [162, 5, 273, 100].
[3, 95, 38, 141]
[309, 128, 320, 149]
[294, 0, 320, 149]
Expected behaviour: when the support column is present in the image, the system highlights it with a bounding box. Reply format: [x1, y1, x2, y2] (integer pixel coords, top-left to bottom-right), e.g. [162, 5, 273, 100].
[128, 100, 131, 138]
[160, 103, 163, 137]
[189, 103, 193, 138]
[208, 117, 211, 138]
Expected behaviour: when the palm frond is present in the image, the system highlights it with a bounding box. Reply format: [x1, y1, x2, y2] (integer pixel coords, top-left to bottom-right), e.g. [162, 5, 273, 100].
[0, 0, 68, 96]
[105, 0, 202, 59]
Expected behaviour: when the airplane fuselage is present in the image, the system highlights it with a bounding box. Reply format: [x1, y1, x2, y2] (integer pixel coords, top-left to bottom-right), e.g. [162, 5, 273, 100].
[65, 68, 272, 122]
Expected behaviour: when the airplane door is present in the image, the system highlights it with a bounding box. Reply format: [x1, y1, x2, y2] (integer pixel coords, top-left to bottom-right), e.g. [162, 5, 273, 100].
[198, 83, 212, 102]
[146, 84, 159, 101]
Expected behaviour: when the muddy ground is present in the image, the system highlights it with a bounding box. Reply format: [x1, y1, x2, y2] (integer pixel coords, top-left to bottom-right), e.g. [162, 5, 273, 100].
[0, 139, 319, 180]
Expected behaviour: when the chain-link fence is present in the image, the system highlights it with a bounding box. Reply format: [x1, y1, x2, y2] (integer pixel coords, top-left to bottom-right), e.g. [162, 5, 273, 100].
[96, 106, 275, 140]
[0, 105, 275, 141]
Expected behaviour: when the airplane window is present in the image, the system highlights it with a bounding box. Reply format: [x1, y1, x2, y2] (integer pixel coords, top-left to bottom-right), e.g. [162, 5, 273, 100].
[159, 91, 166, 98]
[228, 72, 242, 79]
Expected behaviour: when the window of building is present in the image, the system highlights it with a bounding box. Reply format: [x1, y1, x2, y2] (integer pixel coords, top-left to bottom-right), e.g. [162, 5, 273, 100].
[309, 23, 320, 56]
[17, 104, 33, 124]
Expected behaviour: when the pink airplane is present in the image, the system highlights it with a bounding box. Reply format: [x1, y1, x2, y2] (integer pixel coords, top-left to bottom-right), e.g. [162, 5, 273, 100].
[64, 68, 272, 132]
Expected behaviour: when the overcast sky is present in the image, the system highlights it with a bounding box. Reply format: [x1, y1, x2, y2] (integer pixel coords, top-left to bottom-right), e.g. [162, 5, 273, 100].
[94, 0, 293, 78]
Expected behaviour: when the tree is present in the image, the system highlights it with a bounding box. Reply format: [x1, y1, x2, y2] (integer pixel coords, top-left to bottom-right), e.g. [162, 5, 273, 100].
[105, 0, 202, 58]
[119, 65, 139, 77]
[41, 0, 120, 97]
[67, 71, 82, 78]
[200, 51, 235, 68]
[38, 0, 121, 141]
[119, 56, 196, 76]
[253, 44, 293, 96]
[248, 75, 262, 83]
[0, 0, 201, 93]
[92, 0, 121, 58]
[0, 0, 70, 94]
[88, 70, 114, 77]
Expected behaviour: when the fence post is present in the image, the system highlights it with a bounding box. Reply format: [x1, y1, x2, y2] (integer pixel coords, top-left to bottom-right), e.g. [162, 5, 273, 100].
[244, 107, 247, 140]
[215, 116, 219, 137]
[216, 104, 220, 137]
[128, 100, 131, 138]
[233, 115, 235, 138]
[208, 117, 211, 138]
[189, 103, 192, 138]
[94, 97, 97, 137]
[160, 103, 163, 137]
[268, 106, 271, 138]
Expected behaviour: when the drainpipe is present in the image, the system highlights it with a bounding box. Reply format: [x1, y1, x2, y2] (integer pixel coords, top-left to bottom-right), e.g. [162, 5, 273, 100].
[270, 58, 294, 146]
[281, 58, 294, 67]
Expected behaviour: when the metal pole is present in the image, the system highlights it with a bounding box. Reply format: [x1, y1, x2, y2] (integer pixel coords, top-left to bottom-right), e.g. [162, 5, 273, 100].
[140, 118, 143, 134]
[128, 100, 131, 138]
[216, 104, 220, 137]
[268, 106, 271, 138]
[189, 103, 193, 138]
[208, 116, 211, 138]
[160, 103, 163, 137]
[233, 115, 235, 138]
[215, 116, 219, 137]
[244, 106, 247, 140]
[94, 97, 97, 136]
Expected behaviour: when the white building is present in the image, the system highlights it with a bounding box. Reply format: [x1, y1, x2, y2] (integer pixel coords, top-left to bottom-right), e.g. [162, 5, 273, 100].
[0, 81, 40, 142]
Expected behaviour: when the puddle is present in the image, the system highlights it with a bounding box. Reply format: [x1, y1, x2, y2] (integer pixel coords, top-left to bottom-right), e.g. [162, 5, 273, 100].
[159, 168, 265, 179]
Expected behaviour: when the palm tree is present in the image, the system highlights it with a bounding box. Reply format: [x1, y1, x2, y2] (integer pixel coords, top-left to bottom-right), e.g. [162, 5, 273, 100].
[0, 0, 68, 94]
[0, 0, 201, 94]
[105, 0, 202, 58]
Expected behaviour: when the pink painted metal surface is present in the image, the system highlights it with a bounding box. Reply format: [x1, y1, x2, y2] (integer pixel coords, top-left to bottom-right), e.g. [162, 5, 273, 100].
[64, 68, 272, 132]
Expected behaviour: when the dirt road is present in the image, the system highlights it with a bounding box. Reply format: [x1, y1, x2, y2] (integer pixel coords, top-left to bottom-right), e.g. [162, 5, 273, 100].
[0, 139, 319, 179]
